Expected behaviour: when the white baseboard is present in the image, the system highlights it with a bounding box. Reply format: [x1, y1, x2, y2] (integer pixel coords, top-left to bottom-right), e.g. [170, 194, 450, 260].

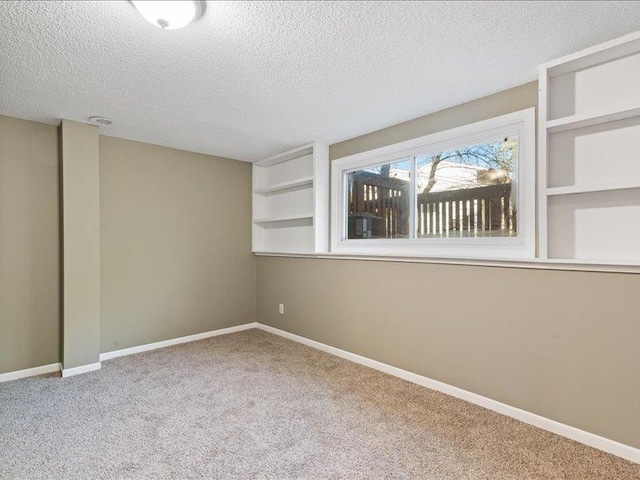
[256, 323, 640, 465]
[0, 362, 61, 383]
[2, 323, 257, 383]
[99, 322, 258, 361]
[61, 362, 102, 378]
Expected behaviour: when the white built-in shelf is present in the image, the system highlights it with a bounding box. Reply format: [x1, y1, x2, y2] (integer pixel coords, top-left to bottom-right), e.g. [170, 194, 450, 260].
[546, 106, 640, 134]
[253, 176, 314, 195]
[253, 213, 313, 224]
[252, 142, 329, 254]
[539, 30, 640, 266]
[547, 182, 640, 196]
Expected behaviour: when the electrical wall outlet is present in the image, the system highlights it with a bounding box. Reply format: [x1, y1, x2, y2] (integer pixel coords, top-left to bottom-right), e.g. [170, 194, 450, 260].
[278, 303, 284, 315]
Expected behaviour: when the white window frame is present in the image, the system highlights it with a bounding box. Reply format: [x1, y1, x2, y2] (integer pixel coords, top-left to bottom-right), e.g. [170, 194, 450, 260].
[331, 108, 536, 260]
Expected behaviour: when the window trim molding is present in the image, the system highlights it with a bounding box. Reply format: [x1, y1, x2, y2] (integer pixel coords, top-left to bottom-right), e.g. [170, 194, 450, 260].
[331, 108, 536, 260]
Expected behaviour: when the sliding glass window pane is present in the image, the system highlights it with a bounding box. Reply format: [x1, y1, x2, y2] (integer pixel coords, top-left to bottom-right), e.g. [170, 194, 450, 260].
[416, 136, 518, 238]
[346, 160, 410, 239]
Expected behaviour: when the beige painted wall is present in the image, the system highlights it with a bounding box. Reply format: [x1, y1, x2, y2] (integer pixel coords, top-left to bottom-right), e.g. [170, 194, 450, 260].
[61, 120, 102, 369]
[256, 82, 640, 450]
[99, 136, 255, 353]
[0, 116, 60, 374]
[330, 82, 539, 160]
[1, 116, 255, 371]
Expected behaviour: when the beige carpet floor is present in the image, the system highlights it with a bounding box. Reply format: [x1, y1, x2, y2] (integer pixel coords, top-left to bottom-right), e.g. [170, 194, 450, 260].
[1, 329, 638, 479]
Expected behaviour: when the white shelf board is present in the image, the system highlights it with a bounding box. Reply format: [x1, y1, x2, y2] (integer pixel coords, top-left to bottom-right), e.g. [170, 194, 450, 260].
[253, 213, 313, 224]
[253, 176, 313, 195]
[546, 106, 640, 133]
[254, 143, 315, 167]
[545, 30, 640, 78]
[547, 182, 640, 196]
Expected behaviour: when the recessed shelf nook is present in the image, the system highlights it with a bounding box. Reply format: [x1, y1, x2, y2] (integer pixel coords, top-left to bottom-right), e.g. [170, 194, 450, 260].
[252, 143, 328, 254]
[539, 30, 640, 265]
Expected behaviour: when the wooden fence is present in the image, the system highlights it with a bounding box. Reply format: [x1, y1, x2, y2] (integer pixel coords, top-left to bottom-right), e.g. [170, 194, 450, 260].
[348, 172, 515, 238]
[348, 171, 410, 238]
[417, 183, 515, 238]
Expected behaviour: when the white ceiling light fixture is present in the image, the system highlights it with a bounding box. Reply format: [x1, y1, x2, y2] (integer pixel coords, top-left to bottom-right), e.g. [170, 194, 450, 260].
[131, 1, 205, 30]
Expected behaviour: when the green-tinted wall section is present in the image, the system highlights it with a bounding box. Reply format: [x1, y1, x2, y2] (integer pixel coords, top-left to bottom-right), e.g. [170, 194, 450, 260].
[0, 116, 60, 373]
[0, 117, 255, 372]
[61, 120, 101, 369]
[99, 136, 255, 352]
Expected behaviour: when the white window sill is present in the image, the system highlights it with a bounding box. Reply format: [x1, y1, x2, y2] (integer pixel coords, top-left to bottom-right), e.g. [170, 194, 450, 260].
[253, 251, 640, 274]
[331, 239, 533, 262]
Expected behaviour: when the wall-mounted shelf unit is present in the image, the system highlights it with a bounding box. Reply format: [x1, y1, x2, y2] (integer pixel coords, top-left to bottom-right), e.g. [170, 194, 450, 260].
[252, 143, 329, 254]
[539, 31, 640, 265]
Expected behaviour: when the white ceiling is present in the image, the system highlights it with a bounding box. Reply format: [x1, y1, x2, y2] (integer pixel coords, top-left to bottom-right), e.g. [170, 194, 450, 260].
[3, 1, 640, 162]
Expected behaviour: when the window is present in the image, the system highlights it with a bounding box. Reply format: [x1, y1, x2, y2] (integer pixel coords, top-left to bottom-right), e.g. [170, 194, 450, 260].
[347, 160, 411, 239]
[331, 109, 535, 260]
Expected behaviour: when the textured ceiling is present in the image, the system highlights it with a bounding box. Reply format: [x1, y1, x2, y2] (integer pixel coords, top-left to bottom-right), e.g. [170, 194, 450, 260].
[3, 1, 640, 161]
